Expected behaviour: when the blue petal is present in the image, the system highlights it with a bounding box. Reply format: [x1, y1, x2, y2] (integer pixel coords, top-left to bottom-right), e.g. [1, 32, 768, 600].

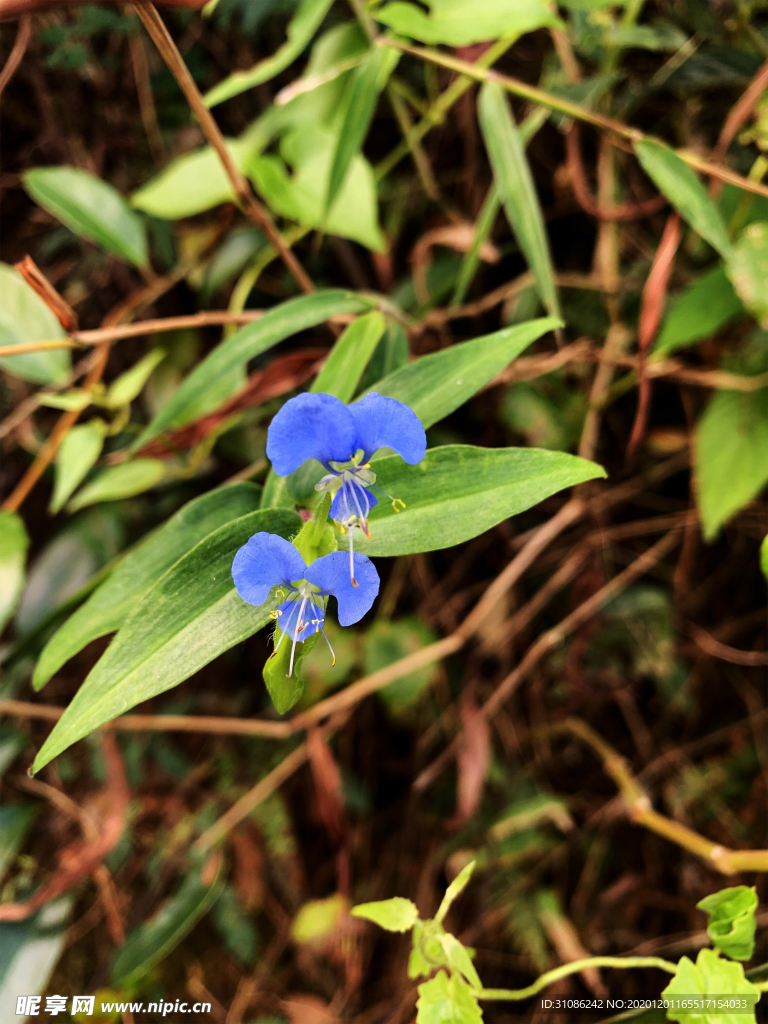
[275, 595, 324, 640]
[305, 552, 380, 626]
[266, 393, 358, 476]
[349, 393, 426, 464]
[232, 532, 306, 607]
[330, 478, 378, 524]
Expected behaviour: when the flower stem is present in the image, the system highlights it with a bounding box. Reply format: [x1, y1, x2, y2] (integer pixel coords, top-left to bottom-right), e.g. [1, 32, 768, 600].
[476, 956, 678, 1001]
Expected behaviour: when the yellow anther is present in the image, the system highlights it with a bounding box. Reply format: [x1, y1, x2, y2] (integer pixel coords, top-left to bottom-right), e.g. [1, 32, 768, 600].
[392, 498, 406, 512]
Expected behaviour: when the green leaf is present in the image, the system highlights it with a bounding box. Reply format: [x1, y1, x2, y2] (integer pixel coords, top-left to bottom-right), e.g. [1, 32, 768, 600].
[367, 318, 560, 430]
[248, 129, 386, 251]
[105, 349, 166, 409]
[694, 389, 768, 540]
[436, 861, 476, 924]
[661, 948, 760, 1024]
[15, 510, 121, 639]
[0, 511, 29, 635]
[726, 222, 768, 328]
[365, 617, 439, 716]
[312, 311, 386, 403]
[131, 137, 256, 220]
[761, 536, 768, 582]
[0, 729, 25, 779]
[633, 140, 732, 258]
[409, 920, 434, 979]
[339, 445, 605, 557]
[0, 898, 72, 1011]
[478, 83, 560, 320]
[50, 420, 107, 514]
[653, 265, 744, 357]
[34, 483, 262, 690]
[133, 290, 370, 451]
[416, 970, 483, 1024]
[0, 805, 37, 885]
[352, 897, 419, 932]
[262, 627, 318, 714]
[0, 263, 70, 386]
[111, 858, 224, 987]
[376, 0, 559, 47]
[32, 508, 301, 772]
[291, 893, 348, 943]
[439, 933, 482, 990]
[211, 884, 259, 967]
[204, 0, 335, 107]
[23, 167, 148, 268]
[697, 886, 758, 962]
[38, 389, 92, 411]
[67, 459, 167, 513]
[326, 46, 397, 212]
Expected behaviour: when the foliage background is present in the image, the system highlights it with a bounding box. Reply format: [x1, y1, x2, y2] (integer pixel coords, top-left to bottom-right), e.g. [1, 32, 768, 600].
[0, 0, 767, 1020]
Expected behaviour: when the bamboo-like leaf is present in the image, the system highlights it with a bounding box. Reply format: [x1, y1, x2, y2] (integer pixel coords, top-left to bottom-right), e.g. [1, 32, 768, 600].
[0, 263, 70, 386]
[312, 310, 386, 402]
[634, 139, 732, 257]
[23, 167, 148, 268]
[478, 82, 560, 319]
[50, 420, 107, 514]
[0, 511, 29, 635]
[32, 508, 301, 772]
[67, 459, 167, 513]
[326, 46, 397, 212]
[368, 317, 560, 429]
[204, 0, 335, 107]
[111, 858, 224, 987]
[340, 444, 605, 557]
[34, 483, 262, 690]
[133, 290, 371, 451]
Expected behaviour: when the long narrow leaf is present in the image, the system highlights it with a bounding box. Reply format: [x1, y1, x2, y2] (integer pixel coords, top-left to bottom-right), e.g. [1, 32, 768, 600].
[204, 0, 335, 107]
[342, 444, 605, 556]
[33, 483, 262, 691]
[634, 139, 732, 257]
[366, 316, 561, 428]
[32, 508, 302, 773]
[326, 47, 397, 212]
[132, 290, 371, 450]
[312, 310, 386, 402]
[478, 82, 560, 319]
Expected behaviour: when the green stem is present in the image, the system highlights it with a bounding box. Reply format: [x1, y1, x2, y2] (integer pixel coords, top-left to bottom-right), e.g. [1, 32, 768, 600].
[476, 957, 678, 1002]
[375, 35, 516, 181]
[377, 38, 768, 202]
[313, 492, 333, 543]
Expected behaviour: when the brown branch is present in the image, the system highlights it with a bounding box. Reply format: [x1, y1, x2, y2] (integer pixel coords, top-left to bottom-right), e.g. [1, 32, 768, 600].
[627, 213, 681, 460]
[566, 124, 667, 221]
[14, 255, 78, 331]
[1, 344, 109, 512]
[687, 622, 768, 667]
[712, 56, 768, 178]
[414, 528, 684, 792]
[551, 718, 768, 874]
[0, 698, 293, 738]
[131, 2, 315, 295]
[380, 38, 768, 202]
[0, 734, 129, 920]
[0, 12, 30, 95]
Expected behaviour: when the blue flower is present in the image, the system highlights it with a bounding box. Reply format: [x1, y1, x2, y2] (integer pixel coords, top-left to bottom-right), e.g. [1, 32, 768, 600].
[232, 532, 379, 675]
[266, 392, 426, 578]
